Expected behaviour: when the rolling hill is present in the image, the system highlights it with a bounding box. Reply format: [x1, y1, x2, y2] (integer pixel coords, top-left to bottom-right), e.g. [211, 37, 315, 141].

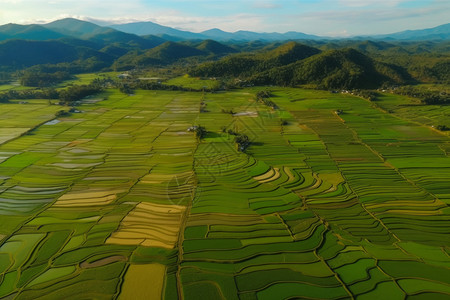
[253, 48, 411, 88]
[190, 42, 321, 77]
[191, 43, 411, 89]
[361, 23, 450, 41]
[43, 18, 166, 50]
[0, 18, 446, 86]
[113, 41, 206, 69]
[195, 40, 238, 56]
[43, 18, 112, 39]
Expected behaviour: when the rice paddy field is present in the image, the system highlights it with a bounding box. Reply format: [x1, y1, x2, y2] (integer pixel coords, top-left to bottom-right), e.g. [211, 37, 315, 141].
[0, 85, 449, 299]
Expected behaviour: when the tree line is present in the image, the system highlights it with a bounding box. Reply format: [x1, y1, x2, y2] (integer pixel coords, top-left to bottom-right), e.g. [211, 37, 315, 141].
[391, 86, 449, 105]
[0, 84, 103, 104]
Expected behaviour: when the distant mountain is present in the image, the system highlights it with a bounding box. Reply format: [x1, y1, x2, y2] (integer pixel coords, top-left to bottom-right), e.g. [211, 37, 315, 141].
[109, 21, 323, 41]
[0, 18, 447, 46]
[224, 30, 323, 41]
[0, 17, 447, 81]
[43, 18, 111, 38]
[109, 20, 450, 42]
[109, 21, 205, 40]
[362, 23, 450, 41]
[0, 24, 64, 41]
[43, 18, 166, 50]
[201, 29, 235, 41]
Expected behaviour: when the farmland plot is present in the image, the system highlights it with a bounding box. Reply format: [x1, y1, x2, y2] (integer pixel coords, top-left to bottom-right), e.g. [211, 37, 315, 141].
[0, 87, 449, 299]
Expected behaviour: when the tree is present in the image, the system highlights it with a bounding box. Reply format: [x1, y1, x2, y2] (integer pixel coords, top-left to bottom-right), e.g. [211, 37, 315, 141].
[194, 126, 207, 140]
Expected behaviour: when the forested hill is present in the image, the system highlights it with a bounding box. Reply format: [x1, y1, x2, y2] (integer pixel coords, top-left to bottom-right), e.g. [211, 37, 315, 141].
[190, 42, 320, 77]
[111, 40, 241, 70]
[190, 43, 411, 89]
[0, 17, 447, 90]
[0, 39, 113, 69]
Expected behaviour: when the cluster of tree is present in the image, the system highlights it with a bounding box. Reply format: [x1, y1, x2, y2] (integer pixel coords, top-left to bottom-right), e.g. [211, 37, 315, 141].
[20, 71, 72, 87]
[256, 90, 277, 109]
[0, 83, 102, 104]
[221, 108, 235, 114]
[234, 134, 250, 152]
[114, 78, 213, 93]
[55, 110, 71, 117]
[59, 84, 103, 104]
[0, 72, 9, 84]
[193, 126, 207, 140]
[351, 90, 380, 101]
[118, 83, 134, 95]
[0, 88, 59, 102]
[200, 99, 207, 113]
[222, 127, 251, 151]
[392, 86, 449, 105]
[436, 125, 449, 131]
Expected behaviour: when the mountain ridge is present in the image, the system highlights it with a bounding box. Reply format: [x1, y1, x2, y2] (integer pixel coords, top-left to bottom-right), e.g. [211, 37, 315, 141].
[190, 44, 412, 89]
[0, 18, 448, 43]
[107, 20, 450, 41]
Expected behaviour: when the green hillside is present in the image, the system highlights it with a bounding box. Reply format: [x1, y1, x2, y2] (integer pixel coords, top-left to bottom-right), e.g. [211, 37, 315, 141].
[0, 39, 113, 71]
[190, 42, 320, 78]
[196, 39, 238, 56]
[251, 48, 411, 88]
[190, 43, 409, 89]
[114, 41, 206, 68]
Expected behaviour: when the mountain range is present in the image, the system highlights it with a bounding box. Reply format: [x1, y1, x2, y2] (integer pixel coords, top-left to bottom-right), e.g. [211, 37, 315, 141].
[108, 21, 450, 41]
[0, 18, 447, 88]
[0, 18, 448, 43]
[356, 23, 450, 41]
[108, 22, 323, 41]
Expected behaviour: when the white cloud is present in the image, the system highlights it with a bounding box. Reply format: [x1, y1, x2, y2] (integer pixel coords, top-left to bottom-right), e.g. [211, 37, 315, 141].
[0, 0, 449, 36]
[338, 0, 406, 7]
[252, 2, 282, 9]
[285, 1, 450, 36]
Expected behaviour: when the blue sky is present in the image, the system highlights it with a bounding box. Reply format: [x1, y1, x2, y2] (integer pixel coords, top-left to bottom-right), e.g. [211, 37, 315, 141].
[0, 0, 449, 36]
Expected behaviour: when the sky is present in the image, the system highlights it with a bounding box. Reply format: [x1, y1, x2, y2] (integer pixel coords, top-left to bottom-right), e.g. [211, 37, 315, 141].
[0, 0, 449, 37]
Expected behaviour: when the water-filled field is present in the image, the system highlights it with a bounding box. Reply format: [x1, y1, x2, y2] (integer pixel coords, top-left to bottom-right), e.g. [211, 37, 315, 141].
[0, 87, 449, 299]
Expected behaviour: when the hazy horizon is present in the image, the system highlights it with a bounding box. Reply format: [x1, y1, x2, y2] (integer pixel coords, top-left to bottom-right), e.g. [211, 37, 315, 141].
[1, 0, 449, 37]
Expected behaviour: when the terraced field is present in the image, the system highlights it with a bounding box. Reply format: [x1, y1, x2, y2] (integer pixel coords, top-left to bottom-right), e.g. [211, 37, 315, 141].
[0, 86, 449, 299]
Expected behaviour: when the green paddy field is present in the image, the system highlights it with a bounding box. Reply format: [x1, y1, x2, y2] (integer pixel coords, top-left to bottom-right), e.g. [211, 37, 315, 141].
[0, 82, 449, 299]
